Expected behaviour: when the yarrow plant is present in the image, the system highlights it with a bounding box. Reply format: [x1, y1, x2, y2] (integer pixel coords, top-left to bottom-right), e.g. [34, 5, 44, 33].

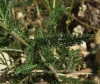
[0, 0, 97, 84]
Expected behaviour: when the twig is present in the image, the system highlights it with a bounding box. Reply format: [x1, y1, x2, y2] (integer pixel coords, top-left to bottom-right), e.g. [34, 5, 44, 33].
[0, 48, 23, 52]
[63, 68, 92, 78]
[19, 76, 29, 84]
[72, 14, 98, 31]
[31, 68, 92, 81]
[32, 68, 92, 78]
[38, 52, 61, 82]
[34, 0, 41, 19]
[66, 0, 75, 32]
[32, 70, 65, 73]
[64, 11, 98, 31]
[34, 0, 43, 29]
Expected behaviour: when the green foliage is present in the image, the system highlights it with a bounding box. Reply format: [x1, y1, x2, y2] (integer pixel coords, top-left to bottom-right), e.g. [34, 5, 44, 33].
[45, 3, 64, 32]
[0, 31, 11, 47]
[24, 45, 36, 64]
[56, 48, 82, 71]
[15, 29, 93, 81]
[15, 64, 37, 75]
[13, 0, 34, 7]
[0, 0, 96, 84]
[35, 33, 93, 48]
[0, 0, 14, 21]
[42, 0, 52, 10]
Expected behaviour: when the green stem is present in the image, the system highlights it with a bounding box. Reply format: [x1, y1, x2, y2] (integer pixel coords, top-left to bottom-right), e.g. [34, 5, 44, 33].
[0, 21, 29, 46]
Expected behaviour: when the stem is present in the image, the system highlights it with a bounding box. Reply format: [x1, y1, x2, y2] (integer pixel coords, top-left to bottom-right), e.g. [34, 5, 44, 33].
[0, 48, 23, 52]
[53, 0, 56, 9]
[0, 21, 29, 46]
[38, 52, 61, 82]
[66, 0, 75, 32]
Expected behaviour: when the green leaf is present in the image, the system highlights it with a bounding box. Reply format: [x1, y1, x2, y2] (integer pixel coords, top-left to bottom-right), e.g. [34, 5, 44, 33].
[15, 64, 37, 75]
